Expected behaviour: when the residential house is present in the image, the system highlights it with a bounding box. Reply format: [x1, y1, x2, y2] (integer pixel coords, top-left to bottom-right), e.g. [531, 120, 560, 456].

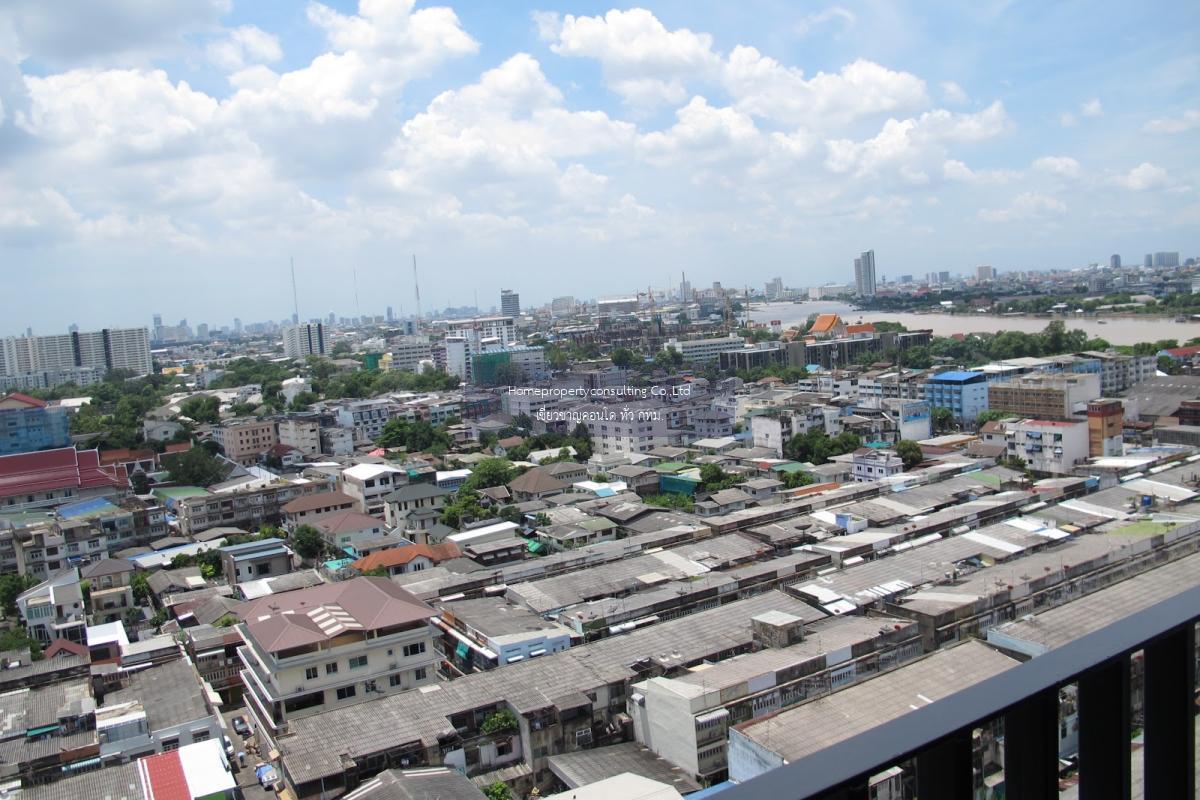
[351, 542, 462, 576]
[281, 490, 357, 530]
[314, 511, 390, 556]
[212, 418, 279, 467]
[219, 538, 293, 585]
[79, 557, 136, 624]
[434, 597, 574, 673]
[545, 461, 588, 483]
[17, 568, 86, 644]
[237, 577, 440, 733]
[341, 463, 407, 516]
[507, 467, 571, 502]
[694, 488, 754, 517]
[383, 483, 453, 531]
[999, 419, 1090, 474]
[606, 465, 660, 495]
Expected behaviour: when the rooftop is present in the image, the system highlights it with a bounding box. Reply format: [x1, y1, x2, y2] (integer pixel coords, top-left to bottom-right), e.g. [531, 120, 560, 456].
[547, 742, 702, 794]
[281, 490, 356, 514]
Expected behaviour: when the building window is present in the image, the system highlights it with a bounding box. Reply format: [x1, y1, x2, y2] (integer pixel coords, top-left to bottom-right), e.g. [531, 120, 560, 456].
[389, 673, 403, 687]
[414, 667, 427, 681]
[162, 738, 180, 751]
[305, 667, 318, 680]
[496, 738, 513, 756]
[325, 662, 339, 675]
[349, 655, 368, 669]
[403, 642, 426, 658]
[336, 686, 357, 701]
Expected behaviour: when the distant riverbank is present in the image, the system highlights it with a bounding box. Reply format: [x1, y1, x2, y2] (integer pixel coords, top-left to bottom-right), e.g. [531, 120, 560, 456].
[749, 301, 1199, 347]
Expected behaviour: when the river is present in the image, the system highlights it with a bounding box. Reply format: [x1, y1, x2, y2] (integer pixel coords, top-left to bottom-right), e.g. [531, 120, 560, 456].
[748, 301, 1200, 347]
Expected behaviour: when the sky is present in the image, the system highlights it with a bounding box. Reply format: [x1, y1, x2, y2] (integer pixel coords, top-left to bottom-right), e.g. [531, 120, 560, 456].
[0, 0, 1198, 334]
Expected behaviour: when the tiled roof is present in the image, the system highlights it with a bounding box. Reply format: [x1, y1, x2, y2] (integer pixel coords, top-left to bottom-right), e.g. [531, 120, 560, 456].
[0, 392, 46, 409]
[808, 313, 842, 333]
[507, 467, 570, 495]
[0, 447, 127, 498]
[281, 490, 356, 514]
[237, 577, 436, 653]
[315, 510, 386, 535]
[352, 543, 461, 572]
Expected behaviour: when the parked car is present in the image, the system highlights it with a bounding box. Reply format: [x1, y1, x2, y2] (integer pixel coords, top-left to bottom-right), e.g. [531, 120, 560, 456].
[223, 735, 235, 758]
[232, 716, 251, 737]
[255, 762, 281, 791]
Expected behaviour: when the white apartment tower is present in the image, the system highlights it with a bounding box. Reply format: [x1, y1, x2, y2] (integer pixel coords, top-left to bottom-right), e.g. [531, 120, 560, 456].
[854, 250, 877, 297]
[282, 323, 327, 358]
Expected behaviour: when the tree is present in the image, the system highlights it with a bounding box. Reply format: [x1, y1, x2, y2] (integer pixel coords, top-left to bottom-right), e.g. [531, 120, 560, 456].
[465, 459, 516, 490]
[480, 709, 519, 734]
[976, 410, 1010, 425]
[330, 340, 353, 357]
[610, 347, 637, 369]
[483, 781, 513, 800]
[895, 440, 924, 470]
[533, 512, 551, 528]
[0, 628, 41, 660]
[130, 471, 151, 494]
[180, 395, 220, 424]
[130, 571, 151, 605]
[676, 312, 690, 326]
[292, 525, 325, 561]
[931, 406, 955, 433]
[162, 447, 228, 487]
[514, 413, 533, 432]
[0, 573, 37, 617]
[288, 391, 318, 411]
[782, 470, 813, 490]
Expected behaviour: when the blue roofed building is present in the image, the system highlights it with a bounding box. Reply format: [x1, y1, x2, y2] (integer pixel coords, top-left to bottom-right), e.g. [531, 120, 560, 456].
[0, 393, 70, 456]
[922, 370, 989, 426]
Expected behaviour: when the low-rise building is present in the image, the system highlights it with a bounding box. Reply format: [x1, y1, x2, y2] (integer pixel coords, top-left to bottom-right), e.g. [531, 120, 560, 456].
[852, 448, 904, 482]
[662, 335, 745, 364]
[922, 371, 989, 426]
[334, 399, 396, 446]
[351, 542, 461, 576]
[79, 557, 136, 624]
[342, 463, 407, 516]
[0, 446, 127, 513]
[314, 510, 390, 555]
[174, 480, 323, 536]
[434, 597, 574, 672]
[212, 418, 278, 467]
[999, 419, 1089, 474]
[237, 577, 440, 733]
[220, 538, 293, 585]
[17, 567, 86, 644]
[0, 392, 70, 456]
[383, 482, 453, 530]
[281, 489, 357, 530]
[277, 415, 322, 458]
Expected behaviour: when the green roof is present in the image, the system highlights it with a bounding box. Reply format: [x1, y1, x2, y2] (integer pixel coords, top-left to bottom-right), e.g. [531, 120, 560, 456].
[1107, 520, 1178, 538]
[770, 462, 807, 474]
[152, 486, 212, 500]
[653, 461, 692, 473]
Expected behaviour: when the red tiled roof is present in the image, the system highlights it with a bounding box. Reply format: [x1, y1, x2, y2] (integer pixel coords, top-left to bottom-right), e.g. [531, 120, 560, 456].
[314, 510, 386, 535]
[845, 323, 876, 334]
[99, 448, 155, 465]
[352, 543, 461, 572]
[0, 447, 127, 498]
[162, 442, 192, 454]
[0, 392, 46, 409]
[139, 748, 190, 800]
[808, 313, 842, 333]
[43, 638, 89, 659]
[1164, 345, 1200, 358]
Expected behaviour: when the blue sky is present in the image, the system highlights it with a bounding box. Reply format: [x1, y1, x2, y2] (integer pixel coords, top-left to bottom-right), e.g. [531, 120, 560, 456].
[0, 0, 1197, 333]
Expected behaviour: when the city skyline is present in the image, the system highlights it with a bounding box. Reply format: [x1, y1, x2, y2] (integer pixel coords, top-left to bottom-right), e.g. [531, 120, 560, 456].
[0, 1, 1198, 331]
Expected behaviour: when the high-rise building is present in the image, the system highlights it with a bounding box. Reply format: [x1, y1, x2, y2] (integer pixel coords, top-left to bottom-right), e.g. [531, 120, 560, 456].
[551, 296, 576, 316]
[976, 265, 996, 282]
[233, 318, 243, 335]
[1144, 253, 1153, 268]
[0, 393, 71, 456]
[854, 250, 877, 297]
[765, 277, 783, 298]
[1110, 254, 1121, 268]
[939, 270, 951, 285]
[282, 323, 327, 359]
[386, 306, 394, 322]
[1153, 251, 1180, 268]
[0, 328, 151, 379]
[500, 289, 520, 317]
[679, 273, 692, 302]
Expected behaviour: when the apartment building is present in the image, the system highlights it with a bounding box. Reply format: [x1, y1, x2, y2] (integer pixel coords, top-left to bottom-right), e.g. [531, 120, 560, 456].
[0, 392, 70, 456]
[383, 483, 452, 530]
[434, 597, 574, 672]
[445, 316, 516, 344]
[388, 337, 433, 372]
[922, 371, 989, 425]
[212, 418, 278, 466]
[662, 335, 744, 364]
[0, 327, 152, 378]
[585, 404, 670, 456]
[281, 490, 357, 530]
[7, 497, 166, 580]
[334, 399, 396, 445]
[17, 567, 86, 643]
[80, 557, 137, 624]
[1000, 419, 1089, 474]
[1079, 351, 1157, 394]
[341, 463, 407, 515]
[237, 577, 440, 733]
[988, 373, 1101, 420]
[1087, 399, 1124, 458]
[173, 480, 323, 536]
[282, 323, 327, 358]
[852, 448, 904, 482]
[277, 415, 322, 457]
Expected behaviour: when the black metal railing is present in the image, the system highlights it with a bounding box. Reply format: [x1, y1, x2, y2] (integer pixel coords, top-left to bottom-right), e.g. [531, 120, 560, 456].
[717, 583, 1199, 800]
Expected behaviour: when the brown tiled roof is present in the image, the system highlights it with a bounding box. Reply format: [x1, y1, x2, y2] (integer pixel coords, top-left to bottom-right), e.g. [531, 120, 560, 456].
[281, 490, 356, 514]
[0, 392, 46, 408]
[507, 467, 570, 495]
[315, 510, 386, 535]
[237, 577, 436, 653]
[808, 313, 842, 333]
[351, 543, 461, 572]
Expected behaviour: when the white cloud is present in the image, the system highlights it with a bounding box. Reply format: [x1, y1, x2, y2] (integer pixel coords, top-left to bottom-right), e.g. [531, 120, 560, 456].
[206, 25, 282, 72]
[0, 0, 229, 67]
[638, 96, 763, 167]
[1143, 108, 1200, 134]
[1060, 112, 1076, 127]
[942, 159, 1018, 183]
[725, 47, 928, 126]
[1032, 155, 1081, 178]
[978, 192, 1066, 222]
[542, 9, 721, 106]
[1080, 98, 1103, 117]
[1113, 162, 1169, 191]
[940, 80, 968, 105]
[795, 7, 856, 37]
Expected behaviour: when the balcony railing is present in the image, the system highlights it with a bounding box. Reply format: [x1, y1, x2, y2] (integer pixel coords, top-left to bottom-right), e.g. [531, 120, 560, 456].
[717, 583, 1198, 800]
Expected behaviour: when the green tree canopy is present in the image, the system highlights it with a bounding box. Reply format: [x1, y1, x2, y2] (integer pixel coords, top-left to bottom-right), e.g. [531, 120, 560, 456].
[464, 458, 516, 490]
[895, 439, 924, 470]
[162, 447, 228, 487]
[180, 395, 221, 424]
[292, 525, 325, 561]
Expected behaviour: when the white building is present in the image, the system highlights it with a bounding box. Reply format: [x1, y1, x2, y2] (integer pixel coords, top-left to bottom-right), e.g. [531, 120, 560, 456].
[238, 577, 440, 733]
[444, 336, 475, 383]
[590, 405, 669, 456]
[278, 416, 321, 457]
[334, 398, 396, 445]
[281, 376, 312, 404]
[0, 327, 151, 378]
[388, 337, 433, 372]
[1002, 419, 1089, 474]
[341, 463, 407, 515]
[17, 567, 86, 644]
[851, 448, 904, 482]
[445, 316, 516, 344]
[282, 323, 327, 359]
[662, 336, 744, 364]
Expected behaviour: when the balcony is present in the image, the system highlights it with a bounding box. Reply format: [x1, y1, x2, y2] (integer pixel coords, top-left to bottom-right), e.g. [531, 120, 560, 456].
[718, 584, 1197, 800]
